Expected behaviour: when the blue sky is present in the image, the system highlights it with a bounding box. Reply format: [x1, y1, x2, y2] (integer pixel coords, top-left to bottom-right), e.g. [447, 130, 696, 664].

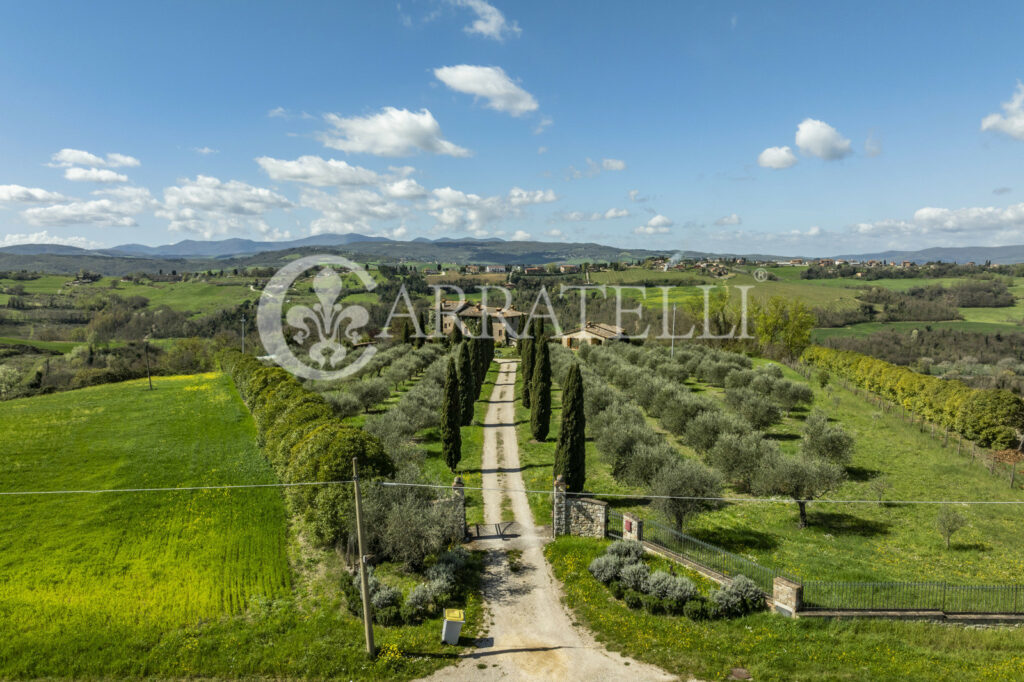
[0, 0, 1022, 256]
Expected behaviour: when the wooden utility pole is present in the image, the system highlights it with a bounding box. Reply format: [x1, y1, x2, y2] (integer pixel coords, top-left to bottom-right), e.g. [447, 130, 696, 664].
[143, 334, 153, 391]
[352, 457, 375, 658]
[670, 304, 677, 358]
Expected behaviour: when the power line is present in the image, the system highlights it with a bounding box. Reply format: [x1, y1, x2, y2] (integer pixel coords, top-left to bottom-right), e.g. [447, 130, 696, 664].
[1, 478, 1021, 505]
[0, 480, 354, 497]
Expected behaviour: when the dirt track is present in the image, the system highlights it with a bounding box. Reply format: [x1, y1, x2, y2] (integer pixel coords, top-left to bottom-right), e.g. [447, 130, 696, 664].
[419, 358, 676, 681]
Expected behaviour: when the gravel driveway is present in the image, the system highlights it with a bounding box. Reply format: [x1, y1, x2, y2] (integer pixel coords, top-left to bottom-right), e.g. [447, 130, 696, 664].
[419, 358, 677, 681]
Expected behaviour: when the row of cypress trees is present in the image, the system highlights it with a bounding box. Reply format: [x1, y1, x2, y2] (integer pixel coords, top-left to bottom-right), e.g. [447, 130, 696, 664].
[519, 321, 587, 493]
[441, 329, 497, 473]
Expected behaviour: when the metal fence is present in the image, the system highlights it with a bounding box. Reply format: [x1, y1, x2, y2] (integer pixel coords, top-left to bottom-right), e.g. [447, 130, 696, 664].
[803, 581, 1024, 614]
[640, 518, 796, 595]
[607, 509, 622, 539]
[605, 514, 1024, 614]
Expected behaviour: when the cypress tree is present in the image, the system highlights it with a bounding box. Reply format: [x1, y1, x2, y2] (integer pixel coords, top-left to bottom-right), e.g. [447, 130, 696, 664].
[520, 337, 534, 408]
[441, 358, 462, 472]
[554, 362, 586, 493]
[456, 342, 475, 426]
[531, 340, 552, 441]
[448, 321, 464, 347]
[415, 310, 427, 347]
[401, 319, 413, 345]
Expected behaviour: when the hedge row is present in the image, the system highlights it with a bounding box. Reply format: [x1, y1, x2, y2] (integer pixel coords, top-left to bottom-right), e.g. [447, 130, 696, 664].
[220, 350, 394, 548]
[802, 346, 1024, 449]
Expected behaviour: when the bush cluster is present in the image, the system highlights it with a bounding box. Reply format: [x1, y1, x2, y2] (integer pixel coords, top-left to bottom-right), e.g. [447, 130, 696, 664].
[344, 547, 472, 626]
[588, 541, 763, 619]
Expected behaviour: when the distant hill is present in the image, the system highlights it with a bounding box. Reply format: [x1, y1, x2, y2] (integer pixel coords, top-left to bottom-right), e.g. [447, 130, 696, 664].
[835, 245, 1024, 265]
[102, 233, 391, 258]
[0, 235, 672, 276]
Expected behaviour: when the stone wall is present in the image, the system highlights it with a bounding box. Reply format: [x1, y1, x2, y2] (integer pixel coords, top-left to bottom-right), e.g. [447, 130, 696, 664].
[552, 476, 608, 538]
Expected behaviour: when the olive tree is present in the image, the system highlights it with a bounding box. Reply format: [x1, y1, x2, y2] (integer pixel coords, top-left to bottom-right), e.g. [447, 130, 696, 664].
[754, 453, 844, 528]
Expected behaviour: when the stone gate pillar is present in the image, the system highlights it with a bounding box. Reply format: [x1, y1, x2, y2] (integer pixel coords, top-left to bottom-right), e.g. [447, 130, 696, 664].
[622, 512, 643, 542]
[553, 475, 567, 537]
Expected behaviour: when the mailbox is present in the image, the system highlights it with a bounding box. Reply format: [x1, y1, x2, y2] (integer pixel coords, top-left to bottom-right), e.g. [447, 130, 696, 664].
[625, 519, 632, 532]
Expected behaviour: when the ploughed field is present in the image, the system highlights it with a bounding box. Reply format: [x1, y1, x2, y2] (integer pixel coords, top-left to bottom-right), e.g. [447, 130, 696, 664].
[0, 373, 290, 669]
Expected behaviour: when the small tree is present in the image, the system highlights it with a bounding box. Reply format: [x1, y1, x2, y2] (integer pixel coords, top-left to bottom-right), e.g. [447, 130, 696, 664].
[456, 342, 475, 426]
[554, 362, 586, 492]
[531, 340, 552, 441]
[651, 458, 723, 531]
[936, 506, 967, 549]
[868, 475, 892, 504]
[441, 358, 462, 472]
[802, 410, 855, 466]
[755, 453, 845, 528]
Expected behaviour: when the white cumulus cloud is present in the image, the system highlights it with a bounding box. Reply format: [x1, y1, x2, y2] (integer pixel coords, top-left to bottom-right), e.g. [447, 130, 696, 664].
[50, 148, 140, 168]
[757, 146, 798, 169]
[981, 81, 1024, 141]
[434, 65, 538, 116]
[0, 185, 67, 203]
[256, 155, 380, 186]
[602, 158, 626, 171]
[22, 187, 155, 228]
[634, 214, 673, 235]
[64, 167, 129, 183]
[158, 175, 292, 237]
[795, 118, 852, 160]
[451, 0, 520, 41]
[320, 107, 470, 157]
[714, 213, 742, 226]
[511, 230, 531, 241]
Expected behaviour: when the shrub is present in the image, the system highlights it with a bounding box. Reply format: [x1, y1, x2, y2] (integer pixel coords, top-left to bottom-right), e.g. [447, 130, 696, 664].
[607, 539, 645, 563]
[642, 592, 665, 614]
[401, 583, 435, 624]
[683, 596, 710, 620]
[618, 561, 650, 592]
[623, 588, 644, 609]
[644, 571, 697, 603]
[710, 575, 764, 618]
[588, 554, 623, 583]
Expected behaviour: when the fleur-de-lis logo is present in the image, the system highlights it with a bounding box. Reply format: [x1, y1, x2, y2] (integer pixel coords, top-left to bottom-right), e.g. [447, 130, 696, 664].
[257, 255, 377, 380]
[285, 267, 369, 368]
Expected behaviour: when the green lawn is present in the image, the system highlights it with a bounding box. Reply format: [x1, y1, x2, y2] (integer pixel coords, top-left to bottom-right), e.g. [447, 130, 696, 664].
[0, 373, 481, 679]
[547, 536, 1024, 682]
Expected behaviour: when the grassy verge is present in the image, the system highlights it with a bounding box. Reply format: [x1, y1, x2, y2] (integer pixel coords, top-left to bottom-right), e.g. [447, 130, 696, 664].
[547, 536, 1024, 682]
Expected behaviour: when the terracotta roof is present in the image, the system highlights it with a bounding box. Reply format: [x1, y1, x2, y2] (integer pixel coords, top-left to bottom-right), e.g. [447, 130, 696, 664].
[557, 321, 626, 339]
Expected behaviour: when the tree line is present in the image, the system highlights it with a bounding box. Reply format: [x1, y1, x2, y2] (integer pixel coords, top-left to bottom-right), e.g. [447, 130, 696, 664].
[802, 346, 1024, 449]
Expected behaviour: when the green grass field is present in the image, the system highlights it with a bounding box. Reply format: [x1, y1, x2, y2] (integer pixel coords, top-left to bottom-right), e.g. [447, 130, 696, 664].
[0, 373, 291, 671]
[0, 372, 482, 679]
[547, 536, 1024, 682]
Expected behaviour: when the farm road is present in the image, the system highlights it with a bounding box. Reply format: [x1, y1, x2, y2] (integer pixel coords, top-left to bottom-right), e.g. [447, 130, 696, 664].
[419, 358, 676, 681]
